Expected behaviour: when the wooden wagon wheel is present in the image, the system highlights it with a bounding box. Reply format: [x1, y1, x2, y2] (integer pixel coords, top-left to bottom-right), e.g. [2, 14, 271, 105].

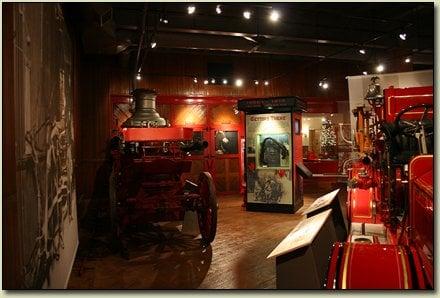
[197, 172, 218, 246]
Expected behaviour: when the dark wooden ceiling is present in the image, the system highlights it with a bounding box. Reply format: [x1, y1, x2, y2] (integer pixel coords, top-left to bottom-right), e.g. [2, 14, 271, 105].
[65, 2, 434, 69]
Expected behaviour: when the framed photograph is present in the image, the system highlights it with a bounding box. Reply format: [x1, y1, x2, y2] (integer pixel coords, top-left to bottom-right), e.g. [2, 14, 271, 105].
[256, 133, 290, 169]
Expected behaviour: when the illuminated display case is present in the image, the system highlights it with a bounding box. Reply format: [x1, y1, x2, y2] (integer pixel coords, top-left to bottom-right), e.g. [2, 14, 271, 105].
[238, 97, 307, 213]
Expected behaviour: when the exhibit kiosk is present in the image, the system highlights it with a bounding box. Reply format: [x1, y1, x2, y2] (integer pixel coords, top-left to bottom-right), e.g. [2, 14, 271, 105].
[238, 96, 307, 213]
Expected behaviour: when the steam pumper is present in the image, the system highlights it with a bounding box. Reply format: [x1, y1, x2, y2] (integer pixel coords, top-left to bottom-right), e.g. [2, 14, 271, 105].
[109, 89, 217, 256]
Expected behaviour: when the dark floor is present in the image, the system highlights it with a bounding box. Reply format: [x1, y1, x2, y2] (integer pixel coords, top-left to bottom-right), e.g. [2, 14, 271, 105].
[68, 192, 337, 289]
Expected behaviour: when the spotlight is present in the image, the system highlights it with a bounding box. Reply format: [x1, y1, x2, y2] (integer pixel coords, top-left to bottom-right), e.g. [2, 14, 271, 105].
[269, 10, 280, 22]
[150, 41, 157, 48]
[187, 5, 196, 15]
[222, 79, 228, 85]
[211, 78, 216, 84]
[264, 80, 269, 86]
[362, 71, 368, 75]
[216, 5, 222, 14]
[243, 11, 251, 20]
[405, 57, 411, 63]
[203, 79, 209, 85]
[318, 81, 323, 87]
[162, 19, 168, 24]
[235, 78, 243, 87]
[254, 80, 259, 85]
[399, 33, 407, 40]
[376, 64, 384, 72]
[193, 77, 198, 83]
[136, 73, 141, 80]
[359, 49, 366, 55]
[322, 82, 329, 89]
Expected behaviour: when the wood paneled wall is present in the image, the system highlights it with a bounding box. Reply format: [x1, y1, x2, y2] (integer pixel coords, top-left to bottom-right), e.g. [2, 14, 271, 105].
[109, 52, 363, 100]
[75, 51, 363, 210]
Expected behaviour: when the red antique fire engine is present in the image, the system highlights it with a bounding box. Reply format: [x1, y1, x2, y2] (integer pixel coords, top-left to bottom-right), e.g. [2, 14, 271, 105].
[109, 89, 217, 256]
[326, 79, 434, 289]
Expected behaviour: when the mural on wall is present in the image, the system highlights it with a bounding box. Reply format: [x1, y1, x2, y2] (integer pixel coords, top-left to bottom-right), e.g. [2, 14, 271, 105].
[13, 3, 77, 288]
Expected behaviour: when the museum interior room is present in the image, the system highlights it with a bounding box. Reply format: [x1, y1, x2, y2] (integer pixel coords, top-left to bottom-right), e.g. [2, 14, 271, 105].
[2, 1, 435, 290]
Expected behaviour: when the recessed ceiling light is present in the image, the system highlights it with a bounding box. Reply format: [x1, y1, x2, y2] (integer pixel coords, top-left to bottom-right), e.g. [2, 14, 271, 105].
[188, 5, 196, 15]
[399, 33, 407, 40]
[235, 78, 243, 87]
[359, 49, 366, 55]
[243, 11, 251, 20]
[405, 57, 411, 63]
[216, 5, 222, 14]
[376, 64, 385, 72]
[269, 10, 280, 22]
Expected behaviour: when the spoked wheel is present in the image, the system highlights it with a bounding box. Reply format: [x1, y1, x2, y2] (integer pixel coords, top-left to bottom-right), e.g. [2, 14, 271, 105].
[197, 172, 218, 246]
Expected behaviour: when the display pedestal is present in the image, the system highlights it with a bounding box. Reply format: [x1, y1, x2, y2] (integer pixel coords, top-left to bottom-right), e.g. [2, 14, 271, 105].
[302, 189, 347, 241]
[267, 210, 337, 289]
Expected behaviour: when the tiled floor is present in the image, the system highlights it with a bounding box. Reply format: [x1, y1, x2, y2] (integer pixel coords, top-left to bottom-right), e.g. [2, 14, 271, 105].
[68, 192, 337, 289]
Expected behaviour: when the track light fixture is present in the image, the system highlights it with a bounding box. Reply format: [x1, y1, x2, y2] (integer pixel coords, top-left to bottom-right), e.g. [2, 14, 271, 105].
[399, 33, 407, 40]
[405, 57, 411, 63]
[187, 5, 196, 15]
[376, 64, 385, 72]
[264, 80, 269, 86]
[243, 11, 251, 20]
[235, 78, 243, 87]
[359, 49, 366, 55]
[216, 5, 222, 14]
[203, 79, 209, 85]
[193, 77, 198, 83]
[362, 71, 368, 75]
[254, 80, 259, 85]
[269, 10, 280, 22]
[318, 78, 329, 89]
[222, 79, 228, 85]
[136, 73, 141, 80]
[150, 41, 157, 48]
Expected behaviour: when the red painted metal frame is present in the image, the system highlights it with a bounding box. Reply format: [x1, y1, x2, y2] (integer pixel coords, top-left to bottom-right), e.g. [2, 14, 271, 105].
[409, 155, 433, 288]
[382, 86, 433, 122]
[337, 243, 412, 289]
[122, 127, 193, 142]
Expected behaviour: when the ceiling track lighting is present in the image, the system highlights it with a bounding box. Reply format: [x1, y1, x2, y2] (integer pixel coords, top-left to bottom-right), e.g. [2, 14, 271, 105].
[235, 78, 243, 87]
[405, 57, 411, 63]
[376, 64, 385, 73]
[399, 33, 407, 40]
[362, 71, 368, 75]
[269, 10, 280, 22]
[136, 73, 142, 81]
[243, 10, 251, 20]
[150, 41, 157, 48]
[216, 5, 222, 14]
[203, 79, 209, 85]
[187, 5, 196, 15]
[193, 77, 198, 83]
[264, 80, 269, 86]
[222, 79, 228, 85]
[359, 49, 366, 55]
[318, 78, 329, 89]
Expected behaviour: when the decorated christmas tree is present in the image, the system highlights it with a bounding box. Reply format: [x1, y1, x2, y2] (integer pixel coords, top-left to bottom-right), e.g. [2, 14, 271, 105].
[320, 120, 337, 158]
